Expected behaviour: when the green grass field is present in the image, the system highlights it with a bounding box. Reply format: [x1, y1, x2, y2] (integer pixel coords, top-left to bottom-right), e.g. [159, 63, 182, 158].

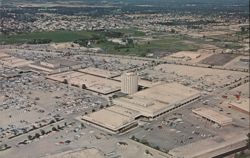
[0, 31, 100, 44]
[235, 154, 250, 158]
[95, 35, 199, 56]
[0, 30, 199, 56]
[0, 28, 145, 44]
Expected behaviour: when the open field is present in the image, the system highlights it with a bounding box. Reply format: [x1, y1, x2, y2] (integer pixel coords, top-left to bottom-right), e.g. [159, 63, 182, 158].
[0, 31, 99, 44]
[0, 29, 145, 45]
[200, 53, 238, 66]
[0, 31, 200, 56]
[95, 35, 199, 56]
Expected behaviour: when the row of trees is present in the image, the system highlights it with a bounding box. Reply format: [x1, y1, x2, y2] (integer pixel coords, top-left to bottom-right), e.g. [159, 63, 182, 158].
[27, 39, 52, 44]
[27, 123, 68, 141]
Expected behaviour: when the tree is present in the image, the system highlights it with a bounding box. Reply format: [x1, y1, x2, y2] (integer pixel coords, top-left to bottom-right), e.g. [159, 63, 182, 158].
[240, 26, 246, 32]
[34, 133, 40, 139]
[40, 129, 46, 135]
[140, 139, 149, 146]
[64, 122, 67, 127]
[247, 133, 250, 149]
[28, 135, 33, 140]
[49, 119, 55, 124]
[63, 79, 68, 84]
[81, 123, 85, 128]
[170, 28, 176, 33]
[82, 84, 87, 89]
[52, 127, 58, 131]
[154, 146, 160, 150]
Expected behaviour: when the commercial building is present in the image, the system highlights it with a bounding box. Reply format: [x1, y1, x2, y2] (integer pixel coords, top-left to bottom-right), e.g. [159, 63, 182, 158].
[228, 98, 249, 115]
[0, 52, 10, 59]
[47, 71, 121, 94]
[169, 132, 247, 158]
[0, 56, 33, 68]
[116, 82, 200, 118]
[28, 59, 85, 74]
[192, 108, 233, 126]
[113, 76, 161, 88]
[81, 83, 200, 134]
[78, 67, 120, 78]
[41, 59, 84, 70]
[121, 72, 138, 95]
[81, 106, 139, 134]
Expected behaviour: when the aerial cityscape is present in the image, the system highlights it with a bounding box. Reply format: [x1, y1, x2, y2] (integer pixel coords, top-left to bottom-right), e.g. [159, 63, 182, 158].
[0, 0, 249, 158]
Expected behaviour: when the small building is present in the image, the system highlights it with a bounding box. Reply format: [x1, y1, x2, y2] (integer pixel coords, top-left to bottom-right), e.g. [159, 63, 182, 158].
[192, 108, 233, 126]
[229, 98, 249, 115]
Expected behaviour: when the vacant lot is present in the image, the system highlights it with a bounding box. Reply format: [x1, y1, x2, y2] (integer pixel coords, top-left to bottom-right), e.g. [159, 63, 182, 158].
[200, 53, 238, 66]
[0, 29, 145, 44]
[95, 35, 199, 56]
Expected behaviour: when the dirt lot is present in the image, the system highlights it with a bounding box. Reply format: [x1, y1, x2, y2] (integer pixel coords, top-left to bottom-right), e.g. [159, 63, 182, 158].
[200, 53, 238, 66]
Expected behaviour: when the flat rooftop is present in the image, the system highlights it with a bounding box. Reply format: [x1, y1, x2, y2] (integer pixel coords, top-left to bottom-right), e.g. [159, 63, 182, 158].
[0, 52, 10, 59]
[169, 132, 247, 158]
[192, 108, 233, 126]
[42, 59, 82, 67]
[28, 63, 54, 73]
[78, 67, 120, 78]
[114, 83, 200, 118]
[134, 82, 200, 104]
[43, 148, 105, 158]
[48, 71, 121, 94]
[81, 107, 137, 132]
[113, 76, 161, 88]
[0, 57, 33, 67]
[106, 106, 140, 118]
[114, 97, 171, 117]
[229, 98, 249, 114]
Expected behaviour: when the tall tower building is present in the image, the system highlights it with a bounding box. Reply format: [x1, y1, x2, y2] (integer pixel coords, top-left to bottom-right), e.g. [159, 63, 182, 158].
[121, 72, 138, 95]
